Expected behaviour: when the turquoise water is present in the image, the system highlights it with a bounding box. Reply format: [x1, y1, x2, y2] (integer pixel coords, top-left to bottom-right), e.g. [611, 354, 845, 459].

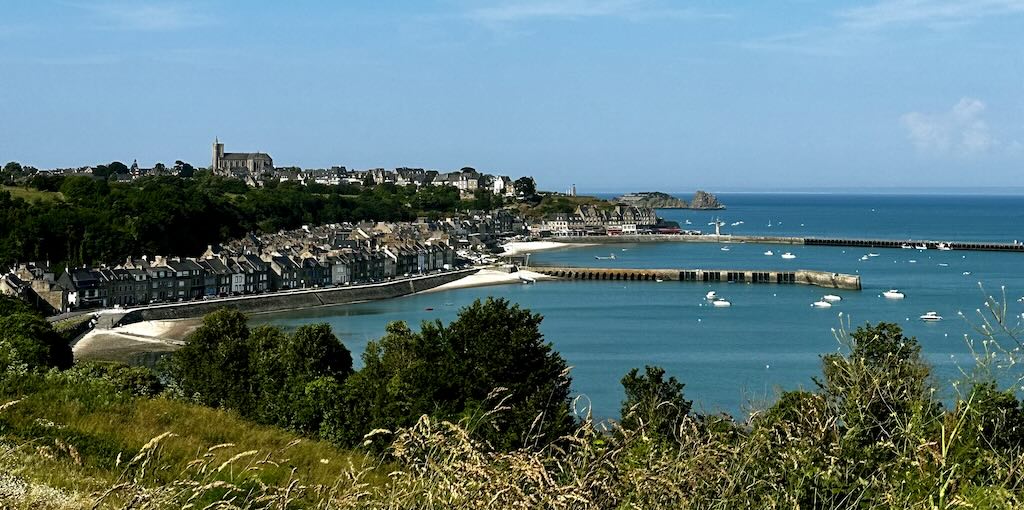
[255, 194, 1024, 418]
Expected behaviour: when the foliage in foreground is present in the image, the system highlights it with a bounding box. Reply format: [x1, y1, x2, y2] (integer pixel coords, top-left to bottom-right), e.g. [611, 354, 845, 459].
[4, 293, 1024, 507]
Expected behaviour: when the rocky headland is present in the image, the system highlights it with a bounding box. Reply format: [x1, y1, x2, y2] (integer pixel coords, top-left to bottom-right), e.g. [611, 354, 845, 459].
[613, 190, 725, 209]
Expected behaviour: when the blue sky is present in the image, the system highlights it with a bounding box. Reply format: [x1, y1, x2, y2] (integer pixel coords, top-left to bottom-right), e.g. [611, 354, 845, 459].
[1, 1, 1022, 190]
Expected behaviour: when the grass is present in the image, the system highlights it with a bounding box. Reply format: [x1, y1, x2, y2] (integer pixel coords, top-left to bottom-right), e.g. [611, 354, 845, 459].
[1, 185, 63, 203]
[0, 374, 377, 508]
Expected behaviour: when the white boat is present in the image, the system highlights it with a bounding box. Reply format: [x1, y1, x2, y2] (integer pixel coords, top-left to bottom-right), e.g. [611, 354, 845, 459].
[938, 263, 949, 267]
[712, 298, 731, 307]
[900, 243, 913, 249]
[937, 243, 952, 251]
[781, 252, 796, 259]
[731, 221, 744, 226]
[518, 274, 537, 284]
[811, 300, 832, 308]
[594, 254, 616, 260]
[962, 271, 972, 276]
[883, 289, 905, 299]
[655, 278, 664, 283]
[915, 244, 928, 250]
[919, 311, 943, 322]
[860, 255, 869, 261]
[684, 219, 692, 225]
[764, 250, 774, 256]
[909, 260, 917, 263]
[868, 253, 880, 257]
[706, 291, 717, 300]
[720, 246, 731, 251]
[822, 294, 842, 302]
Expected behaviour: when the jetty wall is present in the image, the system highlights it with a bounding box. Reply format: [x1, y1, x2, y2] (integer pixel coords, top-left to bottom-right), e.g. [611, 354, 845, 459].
[531, 266, 861, 290]
[102, 269, 477, 328]
[549, 234, 1023, 252]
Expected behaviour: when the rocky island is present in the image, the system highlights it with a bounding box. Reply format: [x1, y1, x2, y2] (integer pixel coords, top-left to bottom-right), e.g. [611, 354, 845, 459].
[613, 190, 725, 209]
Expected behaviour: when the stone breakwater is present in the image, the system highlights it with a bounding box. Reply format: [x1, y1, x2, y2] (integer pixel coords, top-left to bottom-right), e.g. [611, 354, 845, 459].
[531, 266, 861, 290]
[100, 269, 478, 328]
[551, 235, 1024, 252]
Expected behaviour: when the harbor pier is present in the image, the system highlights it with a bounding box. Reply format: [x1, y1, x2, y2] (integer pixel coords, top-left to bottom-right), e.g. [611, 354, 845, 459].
[552, 234, 1024, 253]
[531, 266, 861, 290]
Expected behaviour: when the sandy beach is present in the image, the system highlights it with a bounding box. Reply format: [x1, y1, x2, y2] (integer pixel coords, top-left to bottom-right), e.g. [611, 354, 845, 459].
[500, 240, 593, 256]
[418, 268, 557, 293]
[73, 318, 201, 363]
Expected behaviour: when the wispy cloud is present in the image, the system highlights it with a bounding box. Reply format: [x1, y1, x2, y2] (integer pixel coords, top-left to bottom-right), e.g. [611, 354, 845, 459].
[465, 0, 728, 24]
[743, 0, 1024, 55]
[900, 97, 999, 156]
[70, 1, 213, 31]
[838, 0, 1024, 30]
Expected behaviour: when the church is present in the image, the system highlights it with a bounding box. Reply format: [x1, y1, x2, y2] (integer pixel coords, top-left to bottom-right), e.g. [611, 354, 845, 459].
[211, 139, 273, 178]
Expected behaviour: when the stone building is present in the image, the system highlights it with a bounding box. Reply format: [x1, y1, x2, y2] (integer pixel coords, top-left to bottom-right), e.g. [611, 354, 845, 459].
[211, 138, 273, 178]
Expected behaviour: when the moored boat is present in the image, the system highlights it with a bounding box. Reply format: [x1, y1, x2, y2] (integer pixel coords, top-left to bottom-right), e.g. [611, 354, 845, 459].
[919, 311, 942, 321]
[811, 300, 832, 308]
[712, 298, 731, 307]
[781, 252, 796, 259]
[706, 291, 717, 300]
[883, 289, 905, 299]
[822, 294, 842, 302]
[764, 250, 774, 256]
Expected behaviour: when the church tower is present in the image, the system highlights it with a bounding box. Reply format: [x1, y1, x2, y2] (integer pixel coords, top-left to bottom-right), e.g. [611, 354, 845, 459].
[211, 138, 224, 172]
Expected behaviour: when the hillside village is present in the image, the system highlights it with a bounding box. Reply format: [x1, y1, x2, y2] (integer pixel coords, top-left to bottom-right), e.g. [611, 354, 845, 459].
[0, 140, 727, 315]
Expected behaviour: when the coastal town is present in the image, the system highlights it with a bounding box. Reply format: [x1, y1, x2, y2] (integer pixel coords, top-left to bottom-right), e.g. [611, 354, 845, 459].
[1, 140, 720, 315]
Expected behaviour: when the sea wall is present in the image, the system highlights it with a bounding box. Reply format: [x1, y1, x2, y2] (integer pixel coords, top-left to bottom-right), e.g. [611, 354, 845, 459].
[531, 266, 861, 290]
[555, 235, 805, 245]
[107, 269, 477, 327]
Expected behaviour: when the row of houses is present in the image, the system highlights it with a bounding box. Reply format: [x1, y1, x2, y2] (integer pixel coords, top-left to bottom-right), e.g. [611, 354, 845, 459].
[3, 240, 458, 313]
[537, 205, 669, 236]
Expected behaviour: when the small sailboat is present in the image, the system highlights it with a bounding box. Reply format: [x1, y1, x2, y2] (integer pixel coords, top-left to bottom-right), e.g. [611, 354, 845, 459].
[883, 289, 905, 299]
[822, 294, 842, 302]
[594, 253, 616, 260]
[811, 300, 832, 308]
[919, 311, 943, 322]
[712, 298, 731, 307]
[764, 250, 774, 256]
[767, 219, 772, 227]
[781, 252, 796, 259]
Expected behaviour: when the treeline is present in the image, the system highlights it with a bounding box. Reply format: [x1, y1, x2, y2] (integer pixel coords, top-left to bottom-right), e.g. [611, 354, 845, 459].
[4, 294, 1024, 506]
[0, 170, 500, 271]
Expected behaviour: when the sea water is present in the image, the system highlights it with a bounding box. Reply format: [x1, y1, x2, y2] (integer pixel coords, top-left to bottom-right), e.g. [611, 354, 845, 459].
[255, 193, 1024, 418]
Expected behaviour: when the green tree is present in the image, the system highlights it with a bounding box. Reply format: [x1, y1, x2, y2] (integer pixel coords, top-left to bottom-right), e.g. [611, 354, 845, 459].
[166, 308, 254, 409]
[108, 161, 129, 175]
[0, 295, 73, 372]
[343, 298, 574, 450]
[820, 322, 937, 444]
[514, 176, 536, 198]
[620, 365, 692, 441]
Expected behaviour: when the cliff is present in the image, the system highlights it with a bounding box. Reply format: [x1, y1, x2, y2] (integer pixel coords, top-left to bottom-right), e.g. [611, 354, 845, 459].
[613, 190, 724, 209]
[613, 192, 689, 208]
[689, 190, 725, 209]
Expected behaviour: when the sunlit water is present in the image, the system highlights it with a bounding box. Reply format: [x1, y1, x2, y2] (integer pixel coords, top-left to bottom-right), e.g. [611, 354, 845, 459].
[255, 194, 1024, 418]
